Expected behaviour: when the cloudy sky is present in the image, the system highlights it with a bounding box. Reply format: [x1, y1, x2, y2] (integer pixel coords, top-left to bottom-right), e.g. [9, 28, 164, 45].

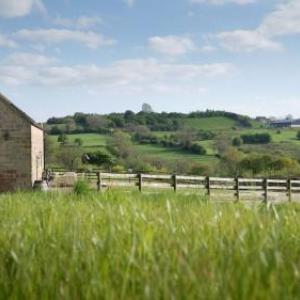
[0, 0, 299, 121]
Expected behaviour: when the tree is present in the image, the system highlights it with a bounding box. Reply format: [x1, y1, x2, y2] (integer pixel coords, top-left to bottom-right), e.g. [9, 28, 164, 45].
[106, 131, 135, 159]
[214, 135, 231, 156]
[241, 133, 271, 144]
[124, 110, 135, 123]
[218, 147, 244, 177]
[82, 151, 114, 170]
[50, 126, 62, 135]
[142, 103, 153, 113]
[232, 137, 243, 147]
[74, 138, 83, 146]
[190, 143, 207, 155]
[57, 133, 68, 145]
[44, 135, 56, 168]
[56, 145, 83, 170]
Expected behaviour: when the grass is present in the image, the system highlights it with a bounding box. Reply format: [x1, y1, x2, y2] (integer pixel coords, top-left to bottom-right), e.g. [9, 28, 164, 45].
[49, 133, 107, 148]
[184, 116, 237, 130]
[133, 143, 217, 163]
[0, 191, 300, 299]
[47, 126, 300, 169]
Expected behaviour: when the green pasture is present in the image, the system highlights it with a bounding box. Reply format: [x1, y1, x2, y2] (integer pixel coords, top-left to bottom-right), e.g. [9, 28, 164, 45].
[184, 116, 237, 130]
[49, 133, 107, 148]
[133, 144, 217, 163]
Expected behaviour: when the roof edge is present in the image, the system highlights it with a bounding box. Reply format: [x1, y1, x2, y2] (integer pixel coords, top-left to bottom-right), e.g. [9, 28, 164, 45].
[0, 92, 44, 131]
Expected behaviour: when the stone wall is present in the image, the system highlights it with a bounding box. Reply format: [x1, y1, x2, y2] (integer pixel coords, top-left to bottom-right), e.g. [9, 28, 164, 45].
[0, 100, 32, 192]
[31, 125, 44, 184]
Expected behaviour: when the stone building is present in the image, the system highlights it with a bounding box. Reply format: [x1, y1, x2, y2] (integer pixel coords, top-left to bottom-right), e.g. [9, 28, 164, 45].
[0, 93, 44, 192]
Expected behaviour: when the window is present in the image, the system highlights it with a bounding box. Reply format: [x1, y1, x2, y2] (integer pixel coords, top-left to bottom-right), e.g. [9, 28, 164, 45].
[3, 131, 10, 141]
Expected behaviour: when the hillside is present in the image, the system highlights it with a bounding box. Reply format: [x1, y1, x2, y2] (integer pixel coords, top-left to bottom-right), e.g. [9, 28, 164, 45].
[45, 110, 300, 177]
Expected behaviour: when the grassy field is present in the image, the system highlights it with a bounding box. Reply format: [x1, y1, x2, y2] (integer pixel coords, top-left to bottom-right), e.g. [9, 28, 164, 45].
[133, 144, 217, 163]
[184, 116, 237, 130]
[50, 133, 107, 148]
[49, 133, 218, 165]
[0, 191, 300, 299]
[47, 122, 300, 170]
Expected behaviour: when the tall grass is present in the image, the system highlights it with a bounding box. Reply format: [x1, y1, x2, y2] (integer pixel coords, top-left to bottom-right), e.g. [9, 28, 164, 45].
[0, 191, 299, 299]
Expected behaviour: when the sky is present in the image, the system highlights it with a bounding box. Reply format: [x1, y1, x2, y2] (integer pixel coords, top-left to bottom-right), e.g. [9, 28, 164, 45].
[0, 0, 299, 121]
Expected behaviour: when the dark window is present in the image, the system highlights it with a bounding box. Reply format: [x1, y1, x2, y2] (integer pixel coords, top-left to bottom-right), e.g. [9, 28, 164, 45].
[3, 131, 10, 141]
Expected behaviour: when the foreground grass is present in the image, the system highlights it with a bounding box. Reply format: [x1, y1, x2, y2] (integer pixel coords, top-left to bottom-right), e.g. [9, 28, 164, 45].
[0, 191, 300, 300]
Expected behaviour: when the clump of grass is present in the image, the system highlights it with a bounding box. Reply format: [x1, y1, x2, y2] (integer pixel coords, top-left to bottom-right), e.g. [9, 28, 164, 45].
[0, 191, 300, 299]
[73, 180, 90, 195]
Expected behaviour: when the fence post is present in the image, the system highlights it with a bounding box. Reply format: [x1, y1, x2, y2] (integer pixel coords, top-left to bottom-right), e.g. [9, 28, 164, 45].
[206, 176, 211, 198]
[287, 178, 292, 202]
[263, 178, 269, 203]
[172, 174, 177, 192]
[138, 173, 143, 192]
[235, 177, 240, 202]
[97, 172, 102, 191]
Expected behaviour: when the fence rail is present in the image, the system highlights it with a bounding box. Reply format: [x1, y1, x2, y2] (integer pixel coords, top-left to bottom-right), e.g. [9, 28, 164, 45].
[48, 171, 300, 202]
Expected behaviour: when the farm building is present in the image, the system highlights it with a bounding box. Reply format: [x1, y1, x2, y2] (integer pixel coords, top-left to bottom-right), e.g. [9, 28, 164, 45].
[270, 119, 300, 128]
[0, 93, 44, 192]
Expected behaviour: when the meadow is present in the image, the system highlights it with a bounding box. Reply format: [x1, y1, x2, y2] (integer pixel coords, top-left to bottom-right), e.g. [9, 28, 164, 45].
[48, 123, 300, 169]
[1, 191, 300, 299]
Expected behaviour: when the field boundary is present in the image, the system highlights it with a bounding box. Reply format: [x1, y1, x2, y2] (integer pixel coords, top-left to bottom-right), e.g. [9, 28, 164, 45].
[48, 171, 300, 202]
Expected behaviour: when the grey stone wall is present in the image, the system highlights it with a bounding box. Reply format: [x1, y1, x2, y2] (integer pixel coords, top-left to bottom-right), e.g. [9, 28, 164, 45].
[0, 100, 32, 192]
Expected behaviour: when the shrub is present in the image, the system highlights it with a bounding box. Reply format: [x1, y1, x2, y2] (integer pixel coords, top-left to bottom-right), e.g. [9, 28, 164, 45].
[190, 143, 207, 155]
[73, 180, 90, 195]
[241, 133, 271, 144]
[74, 138, 83, 146]
[57, 133, 68, 144]
[83, 151, 114, 168]
[232, 137, 243, 147]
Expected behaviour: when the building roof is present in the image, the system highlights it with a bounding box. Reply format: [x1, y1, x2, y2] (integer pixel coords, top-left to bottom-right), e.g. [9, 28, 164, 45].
[292, 119, 300, 125]
[0, 92, 43, 131]
[271, 120, 292, 125]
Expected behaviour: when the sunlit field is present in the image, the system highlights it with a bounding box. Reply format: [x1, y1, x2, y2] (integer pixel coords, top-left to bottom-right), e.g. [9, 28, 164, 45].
[0, 191, 300, 299]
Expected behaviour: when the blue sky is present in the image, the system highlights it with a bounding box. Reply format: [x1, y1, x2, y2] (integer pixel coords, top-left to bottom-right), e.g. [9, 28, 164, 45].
[0, 0, 299, 121]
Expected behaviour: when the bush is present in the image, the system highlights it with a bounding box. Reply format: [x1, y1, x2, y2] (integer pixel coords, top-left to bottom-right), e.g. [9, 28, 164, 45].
[57, 133, 68, 144]
[190, 143, 207, 155]
[232, 137, 243, 147]
[241, 133, 271, 144]
[73, 180, 90, 195]
[83, 151, 114, 168]
[297, 131, 300, 140]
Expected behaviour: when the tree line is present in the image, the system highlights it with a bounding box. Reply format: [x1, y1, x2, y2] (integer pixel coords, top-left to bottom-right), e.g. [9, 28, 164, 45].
[47, 109, 253, 135]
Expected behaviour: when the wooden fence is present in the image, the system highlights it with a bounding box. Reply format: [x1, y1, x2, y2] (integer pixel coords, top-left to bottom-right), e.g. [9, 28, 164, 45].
[49, 171, 300, 202]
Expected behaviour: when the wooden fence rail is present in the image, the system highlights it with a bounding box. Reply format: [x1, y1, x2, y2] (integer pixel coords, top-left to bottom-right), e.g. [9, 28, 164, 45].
[48, 171, 300, 202]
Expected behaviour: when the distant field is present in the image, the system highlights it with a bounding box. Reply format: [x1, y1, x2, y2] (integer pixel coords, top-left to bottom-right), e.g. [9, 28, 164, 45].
[48, 125, 300, 169]
[133, 144, 217, 163]
[184, 116, 237, 130]
[49, 133, 217, 164]
[1, 191, 300, 299]
[50, 133, 107, 148]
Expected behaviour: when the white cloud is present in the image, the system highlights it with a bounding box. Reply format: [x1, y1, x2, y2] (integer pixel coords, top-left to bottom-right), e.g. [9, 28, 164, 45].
[259, 0, 300, 37]
[53, 16, 102, 29]
[5, 52, 57, 66]
[14, 29, 116, 49]
[0, 33, 18, 48]
[217, 30, 282, 52]
[191, 0, 255, 5]
[123, 0, 135, 7]
[0, 0, 45, 18]
[149, 36, 196, 56]
[0, 57, 234, 90]
[216, 0, 300, 52]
